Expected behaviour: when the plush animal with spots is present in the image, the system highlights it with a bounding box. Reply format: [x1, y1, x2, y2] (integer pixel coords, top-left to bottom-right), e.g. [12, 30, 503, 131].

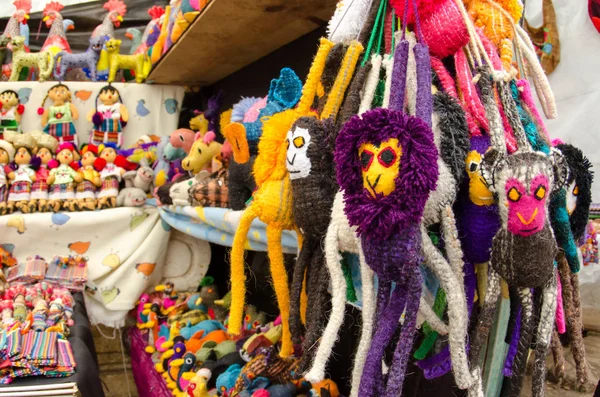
[9, 36, 54, 82]
[106, 39, 146, 83]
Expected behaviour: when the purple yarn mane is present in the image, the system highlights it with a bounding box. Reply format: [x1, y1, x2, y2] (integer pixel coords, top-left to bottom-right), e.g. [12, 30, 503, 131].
[335, 108, 438, 397]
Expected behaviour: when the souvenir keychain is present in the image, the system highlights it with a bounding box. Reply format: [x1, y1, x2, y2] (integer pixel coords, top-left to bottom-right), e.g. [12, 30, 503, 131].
[47, 142, 82, 212]
[7, 134, 37, 214]
[0, 90, 24, 139]
[0, 140, 15, 215]
[88, 85, 128, 148]
[95, 143, 125, 209]
[39, 83, 79, 147]
[30, 133, 59, 212]
[76, 144, 102, 211]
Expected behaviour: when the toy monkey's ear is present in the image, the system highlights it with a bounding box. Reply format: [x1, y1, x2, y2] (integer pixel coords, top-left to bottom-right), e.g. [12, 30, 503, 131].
[223, 122, 249, 164]
[550, 147, 568, 192]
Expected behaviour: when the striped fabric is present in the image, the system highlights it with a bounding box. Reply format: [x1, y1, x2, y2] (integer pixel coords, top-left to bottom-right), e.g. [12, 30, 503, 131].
[45, 258, 88, 291]
[6, 258, 46, 284]
[189, 169, 230, 208]
[7, 181, 31, 202]
[49, 183, 75, 200]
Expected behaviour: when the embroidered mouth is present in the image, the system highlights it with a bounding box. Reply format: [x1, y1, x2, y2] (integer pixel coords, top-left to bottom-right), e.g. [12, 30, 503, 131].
[366, 174, 381, 192]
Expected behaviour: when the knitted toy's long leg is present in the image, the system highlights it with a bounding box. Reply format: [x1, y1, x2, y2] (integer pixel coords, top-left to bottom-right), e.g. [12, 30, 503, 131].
[550, 329, 566, 381]
[532, 271, 558, 397]
[558, 254, 589, 388]
[228, 206, 258, 336]
[508, 288, 535, 397]
[419, 295, 449, 335]
[358, 280, 401, 397]
[469, 266, 500, 370]
[421, 225, 475, 390]
[305, 225, 345, 383]
[385, 267, 422, 396]
[300, 253, 330, 372]
[266, 224, 294, 358]
[289, 238, 315, 343]
[441, 206, 466, 285]
[349, 245, 376, 397]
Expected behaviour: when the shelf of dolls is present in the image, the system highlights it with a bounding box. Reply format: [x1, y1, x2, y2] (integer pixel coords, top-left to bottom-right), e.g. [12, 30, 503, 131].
[146, 0, 337, 86]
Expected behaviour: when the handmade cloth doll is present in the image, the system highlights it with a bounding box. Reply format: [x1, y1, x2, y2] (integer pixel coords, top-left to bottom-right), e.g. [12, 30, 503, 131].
[7, 133, 37, 214]
[30, 133, 59, 212]
[47, 142, 82, 212]
[88, 85, 129, 148]
[0, 300, 15, 329]
[76, 144, 102, 211]
[0, 140, 15, 215]
[227, 38, 335, 359]
[0, 90, 24, 138]
[95, 143, 125, 209]
[7, 285, 27, 323]
[40, 83, 79, 147]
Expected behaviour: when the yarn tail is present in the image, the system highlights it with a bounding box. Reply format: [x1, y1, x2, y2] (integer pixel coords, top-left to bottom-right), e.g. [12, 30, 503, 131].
[532, 271, 558, 397]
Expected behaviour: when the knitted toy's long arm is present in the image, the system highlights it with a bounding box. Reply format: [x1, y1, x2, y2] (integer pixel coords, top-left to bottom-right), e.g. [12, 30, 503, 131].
[304, 224, 346, 384]
[550, 328, 566, 381]
[349, 245, 376, 397]
[557, 254, 589, 387]
[289, 238, 314, 343]
[420, 225, 477, 391]
[227, 206, 258, 336]
[266, 224, 293, 358]
[532, 270, 558, 397]
[469, 266, 500, 368]
[551, 190, 581, 273]
[508, 287, 536, 397]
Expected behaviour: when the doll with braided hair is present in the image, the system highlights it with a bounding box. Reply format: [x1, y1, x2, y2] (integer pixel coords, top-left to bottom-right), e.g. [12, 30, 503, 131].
[88, 85, 128, 148]
[39, 83, 79, 147]
[227, 38, 335, 358]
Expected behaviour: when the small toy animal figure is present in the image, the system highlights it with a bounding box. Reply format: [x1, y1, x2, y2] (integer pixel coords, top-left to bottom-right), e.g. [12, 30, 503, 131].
[7, 133, 37, 213]
[41, 1, 71, 56]
[123, 161, 154, 193]
[9, 36, 54, 81]
[54, 36, 105, 81]
[106, 39, 146, 83]
[116, 187, 146, 207]
[182, 132, 222, 174]
[88, 84, 129, 147]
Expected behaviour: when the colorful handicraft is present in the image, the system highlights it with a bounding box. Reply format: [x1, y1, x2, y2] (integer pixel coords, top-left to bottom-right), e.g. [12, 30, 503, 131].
[0, 90, 24, 136]
[335, 17, 440, 395]
[41, 1, 70, 56]
[88, 85, 129, 147]
[6, 133, 36, 214]
[106, 39, 147, 83]
[54, 36, 105, 81]
[0, 140, 15, 215]
[29, 133, 59, 212]
[75, 144, 102, 211]
[95, 143, 125, 209]
[47, 142, 82, 212]
[39, 83, 79, 146]
[227, 38, 335, 358]
[9, 36, 54, 82]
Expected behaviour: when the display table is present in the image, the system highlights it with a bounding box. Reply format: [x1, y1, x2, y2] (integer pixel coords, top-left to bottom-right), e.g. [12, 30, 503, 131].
[1, 206, 172, 328]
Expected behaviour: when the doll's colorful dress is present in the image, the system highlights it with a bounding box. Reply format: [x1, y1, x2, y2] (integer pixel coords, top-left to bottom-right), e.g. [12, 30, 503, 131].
[30, 165, 50, 201]
[44, 105, 77, 146]
[48, 164, 78, 200]
[0, 107, 19, 135]
[7, 165, 34, 202]
[91, 103, 122, 147]
[0, 165, 8, 204]
[75, 166, 99, 200]
[97, 163, 122, 199]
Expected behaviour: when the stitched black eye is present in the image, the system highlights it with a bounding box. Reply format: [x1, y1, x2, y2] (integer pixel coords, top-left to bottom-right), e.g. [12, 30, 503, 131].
[469, 161, 478, 172]
[179, 135, 184, 142]
[360, 151, 374, 171]
[197, 148, 202, 154]
[378, 147, 397, 167]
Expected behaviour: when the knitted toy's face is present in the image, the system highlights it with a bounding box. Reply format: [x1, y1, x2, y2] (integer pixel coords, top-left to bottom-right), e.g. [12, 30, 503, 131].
[466, 150, 494, 206]
[49, 86, 70, 105]
[101, 147, 117, 163]
[359, 138, 402, 198]
[285, 125, 311, 180]
[566, 181, 578, 215]
[505, 175, 548, 236]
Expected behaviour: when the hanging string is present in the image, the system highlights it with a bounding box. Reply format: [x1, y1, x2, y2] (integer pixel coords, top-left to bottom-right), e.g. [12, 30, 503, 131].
[361, 0, 386, 66]
[390, 9, 396, 57]
[376, 0, 387, 56]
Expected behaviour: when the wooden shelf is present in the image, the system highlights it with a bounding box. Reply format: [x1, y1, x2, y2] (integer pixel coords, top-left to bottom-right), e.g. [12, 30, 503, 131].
[147, 0, 338, 86]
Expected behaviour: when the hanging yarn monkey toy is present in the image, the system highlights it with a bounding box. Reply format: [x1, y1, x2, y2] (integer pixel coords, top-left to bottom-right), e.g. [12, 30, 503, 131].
[335, 14, 440, 392]
[287, 40, 363, 373]
[227, 38, 335, 358]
